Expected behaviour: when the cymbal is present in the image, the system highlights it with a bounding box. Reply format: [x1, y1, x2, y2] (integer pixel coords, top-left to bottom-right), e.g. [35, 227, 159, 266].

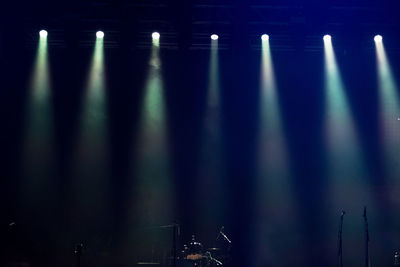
[207, 248, 221, 251]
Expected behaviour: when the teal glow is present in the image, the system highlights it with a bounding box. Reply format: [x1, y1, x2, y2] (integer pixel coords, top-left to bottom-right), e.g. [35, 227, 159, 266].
[79, 38, 107, 142]
[324, 37, 374, 260]
[132, 38, 174, 226]
[194, 38, 226, 233]
[251, 38, 298, 265]
[208, 38, 220, 111]
[21, 32, 55, 213]
[24, 33, 53, 171]
[71, 37, 111, 227]
[376, 41, 400, 178]
[324, 37, 363, 167]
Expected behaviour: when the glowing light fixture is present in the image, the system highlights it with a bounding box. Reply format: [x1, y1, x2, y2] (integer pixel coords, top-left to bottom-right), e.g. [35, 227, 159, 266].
[323, 35, 331, 42]
[96, 31, 104, 39]
[211, 34, 219, 40]
[152, 32, 160, 40]
[261, 34, 269, 41]
[374, 35, 383, 43]
[39, 30, 48, 38]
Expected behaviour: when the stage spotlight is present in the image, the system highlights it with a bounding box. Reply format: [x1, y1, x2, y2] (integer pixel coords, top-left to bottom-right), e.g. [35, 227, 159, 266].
[152, 32, 160, 40]
[211, 34, 219, 40]
[374, 35, 383, 42]
[96, 31, 104, 39]
[323, 35, 331, 42]
[261, 34, 269, 41]
[39, 30, 48, 38]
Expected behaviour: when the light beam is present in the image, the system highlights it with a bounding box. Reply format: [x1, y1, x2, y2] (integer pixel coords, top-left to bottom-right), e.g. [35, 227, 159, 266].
[324, 36, 374, 262]
[375, 38, 400, 179]
[194, 34, 227, 234]
[251, 36, 298, 266]
[131, 34, 174, 228]
[21, 28, 55, 219]
[71, 34, 111, 232]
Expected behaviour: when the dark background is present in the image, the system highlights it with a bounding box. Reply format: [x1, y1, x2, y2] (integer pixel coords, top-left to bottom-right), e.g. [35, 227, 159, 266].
[1, 0, 400, 266]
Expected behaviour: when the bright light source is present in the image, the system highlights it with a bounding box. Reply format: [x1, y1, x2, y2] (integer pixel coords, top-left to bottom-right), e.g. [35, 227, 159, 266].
[323, 35, 331, 42]
[96, 31, 104, 39]
[261, 34, 269, 41]
[211, 34, 219, 40]
[39, 30, 48, 38]
[152, 32, 160, 40]
[374, 35, 383, 42]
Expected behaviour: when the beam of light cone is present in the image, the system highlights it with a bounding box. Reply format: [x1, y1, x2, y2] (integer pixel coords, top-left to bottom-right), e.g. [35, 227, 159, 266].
[208, 37, 220, 109]
[324, 37, 366, 168]
[71, 36, 111, 232]
[193, 36, 226, 234]
[324, 36, 367, 187]
[324, 37, 374, 259]
[21, 31, 55, 216]
[250, 37, 298, 266]
[375, 40, 400, 178]
[79, 38, 107, 142]
[132, 39, 174, 230]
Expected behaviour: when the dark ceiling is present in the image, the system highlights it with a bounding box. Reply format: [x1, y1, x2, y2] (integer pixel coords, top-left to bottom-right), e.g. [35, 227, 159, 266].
[3, 0, 399, 50]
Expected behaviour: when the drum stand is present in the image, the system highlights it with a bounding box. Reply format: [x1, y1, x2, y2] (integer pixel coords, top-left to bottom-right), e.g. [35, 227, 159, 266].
[75, 243, 83, 267]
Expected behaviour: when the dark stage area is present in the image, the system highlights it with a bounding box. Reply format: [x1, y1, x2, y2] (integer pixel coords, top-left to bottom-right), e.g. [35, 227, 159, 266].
[1, 1, 400, 266]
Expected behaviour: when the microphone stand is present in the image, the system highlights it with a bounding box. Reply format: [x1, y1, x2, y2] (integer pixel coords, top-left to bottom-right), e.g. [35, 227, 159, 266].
[75, 244, 83, 267]
[363, 207, 370, 267]
[337, 211, 345, 267]
[172, 221, 180, 267]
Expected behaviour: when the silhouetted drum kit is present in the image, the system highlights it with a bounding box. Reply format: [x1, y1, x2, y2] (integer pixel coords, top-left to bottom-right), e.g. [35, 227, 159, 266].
[134, 224, 231, 267]
[181, 228, 231, 267]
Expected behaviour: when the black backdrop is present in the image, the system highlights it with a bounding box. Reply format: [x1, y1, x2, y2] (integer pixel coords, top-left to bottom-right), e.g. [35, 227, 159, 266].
[1, 1, 400, 267]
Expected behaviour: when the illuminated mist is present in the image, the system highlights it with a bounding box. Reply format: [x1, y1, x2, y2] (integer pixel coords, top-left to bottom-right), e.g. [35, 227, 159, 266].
[21, 33, 55, 213]
[131, 37, 174, 228]
[70, 36, 111, 235]
[251, 37, 298, 266]
[324, 37, 374, 264]
[376, 41, 400, 179]
[193, 38, 227, 238]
